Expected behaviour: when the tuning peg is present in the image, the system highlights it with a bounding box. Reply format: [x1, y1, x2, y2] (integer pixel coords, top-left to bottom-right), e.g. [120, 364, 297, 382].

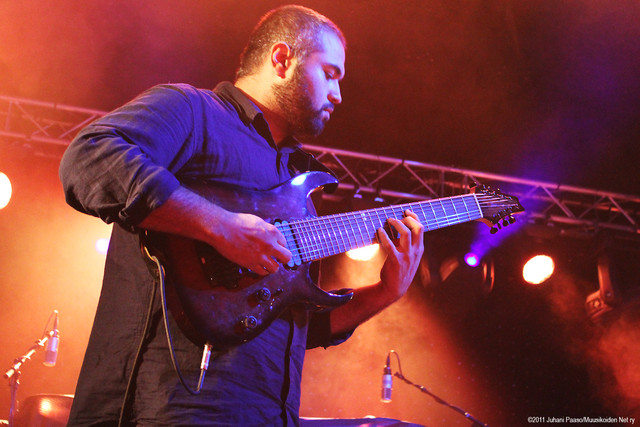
[509, 215, 516, 224]
[502, 219, 509, 227]
[490, 227, 498, 234]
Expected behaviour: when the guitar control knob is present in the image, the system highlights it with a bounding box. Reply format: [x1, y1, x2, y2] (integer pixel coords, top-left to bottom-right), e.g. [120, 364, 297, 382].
[241, 316, 258, 329]
[256, 287, 272, 302]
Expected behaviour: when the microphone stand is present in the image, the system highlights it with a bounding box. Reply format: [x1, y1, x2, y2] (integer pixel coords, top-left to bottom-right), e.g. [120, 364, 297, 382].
[386, 350, 489, 427]
[4, 310, 58, 427]
[393, 372, 489, 427]
[3, 332, 53, 427]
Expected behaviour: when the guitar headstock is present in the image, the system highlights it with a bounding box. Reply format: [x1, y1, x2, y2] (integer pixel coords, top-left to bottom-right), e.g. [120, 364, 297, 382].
[474, 185, 525, 233]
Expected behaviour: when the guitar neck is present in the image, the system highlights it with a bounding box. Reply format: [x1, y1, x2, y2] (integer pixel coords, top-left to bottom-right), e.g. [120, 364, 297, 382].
[283, 193, 483, 263]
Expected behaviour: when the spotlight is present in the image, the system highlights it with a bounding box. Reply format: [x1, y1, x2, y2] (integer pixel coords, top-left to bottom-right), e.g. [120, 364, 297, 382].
[0, 172, 12, 209]
[586, 245, 640, 324]
[522, 254, 555, 285]
[421, 253, 494, 294]
[95, 237, 110, 255]
[464, 252, 480, 267]
[346, 244, 379, 261]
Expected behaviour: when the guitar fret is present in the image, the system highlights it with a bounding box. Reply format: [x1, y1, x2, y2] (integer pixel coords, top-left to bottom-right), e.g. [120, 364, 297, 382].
[320, 216, 331, 258]
[349, 214, 362, 248]
[338, 215, 350, 252]
[370, 209, 382, 242]
[462, 196, 474, 221]
[317, 217, 331, 258]
[417, 203, 427, 229]
[300, 218, 321, 262]
[372, 209, 383, 243]
[343, 214, 355, 250]
[341, 216, 352, 251]
[441, 199, 453, 226]
[427, 201, 438, 230]
[451, 198, 460, 223]
[335, 217, 344, 252]
[305, 218, 317, 259]
[331, 215, 348, 255]
[455, 197, 466, 221]
[372, 209, 381, 233]
[357, 211, 370, 247]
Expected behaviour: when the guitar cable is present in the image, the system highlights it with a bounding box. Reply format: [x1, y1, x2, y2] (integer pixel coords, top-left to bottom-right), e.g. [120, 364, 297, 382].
[152, 254, 212, 395]
[118, 251, 213, 427]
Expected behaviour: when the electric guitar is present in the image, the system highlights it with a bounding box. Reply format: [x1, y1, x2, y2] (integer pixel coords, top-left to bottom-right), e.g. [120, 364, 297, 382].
[143, 171, 524, 350]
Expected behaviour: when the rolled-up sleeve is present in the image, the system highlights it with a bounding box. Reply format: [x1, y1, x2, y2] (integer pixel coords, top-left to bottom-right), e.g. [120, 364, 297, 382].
[306, 288, 355, 349]
[59, 85, 198, 229]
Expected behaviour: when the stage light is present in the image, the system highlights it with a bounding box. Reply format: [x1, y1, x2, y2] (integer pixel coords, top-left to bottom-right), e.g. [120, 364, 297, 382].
[0, 172, 12, 209]
[420, 252, 494, 294]
[346, 244, 379, 261]
[586, 244, 640, 324]
[95, 237, 110, 254]
[522, 254, 555, 285]
[464, 252, 480, 267]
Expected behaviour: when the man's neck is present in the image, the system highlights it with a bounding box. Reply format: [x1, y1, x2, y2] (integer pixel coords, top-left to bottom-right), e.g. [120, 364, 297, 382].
[234, 78, 289, 145]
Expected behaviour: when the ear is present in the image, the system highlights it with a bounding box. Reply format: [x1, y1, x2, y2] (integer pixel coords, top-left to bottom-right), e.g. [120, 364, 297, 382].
[270, 42, 294, 78]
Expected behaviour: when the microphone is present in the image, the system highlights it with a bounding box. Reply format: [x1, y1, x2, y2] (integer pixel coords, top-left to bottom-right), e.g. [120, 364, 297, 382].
[43, 310, 59, 367]
[381, 353, 392, 402]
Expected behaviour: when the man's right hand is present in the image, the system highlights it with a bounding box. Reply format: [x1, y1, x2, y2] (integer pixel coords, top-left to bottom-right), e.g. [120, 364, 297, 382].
[211, 211, 292, 276]
[139, 186, 292, 276]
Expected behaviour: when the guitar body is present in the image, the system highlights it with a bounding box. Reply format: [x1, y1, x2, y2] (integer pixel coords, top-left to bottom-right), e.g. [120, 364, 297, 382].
[144, 172, 353, 350]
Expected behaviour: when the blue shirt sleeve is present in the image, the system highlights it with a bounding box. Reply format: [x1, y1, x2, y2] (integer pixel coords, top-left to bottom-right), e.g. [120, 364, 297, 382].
[306, 288, 355, 349]
[59, 84, 200, 229]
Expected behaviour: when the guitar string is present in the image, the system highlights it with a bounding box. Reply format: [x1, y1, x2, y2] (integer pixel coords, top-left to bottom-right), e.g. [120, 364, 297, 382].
[277, 193, 518, 263]
[279, 194, 517, 262]
[278, 193, 517, 262]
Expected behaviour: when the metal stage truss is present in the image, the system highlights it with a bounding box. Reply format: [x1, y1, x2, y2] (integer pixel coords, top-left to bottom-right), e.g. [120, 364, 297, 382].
[2, 93, 639, 238]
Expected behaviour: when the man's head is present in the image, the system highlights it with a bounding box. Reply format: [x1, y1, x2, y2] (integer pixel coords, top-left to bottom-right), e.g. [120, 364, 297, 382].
[235, 5, 346, 140]
[236, 5, 346, 80]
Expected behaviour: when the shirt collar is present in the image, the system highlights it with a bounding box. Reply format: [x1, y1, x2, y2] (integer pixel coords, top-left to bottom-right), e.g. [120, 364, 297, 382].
[214, 81, 261, 126]
[213, 81, 301, 152]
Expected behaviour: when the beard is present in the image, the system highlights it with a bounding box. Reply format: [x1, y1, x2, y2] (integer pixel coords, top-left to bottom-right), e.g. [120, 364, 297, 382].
[272, 65, 328, 139]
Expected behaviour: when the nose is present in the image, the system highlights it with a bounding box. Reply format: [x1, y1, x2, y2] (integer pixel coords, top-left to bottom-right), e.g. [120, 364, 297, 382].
[328, 80, 342, 105]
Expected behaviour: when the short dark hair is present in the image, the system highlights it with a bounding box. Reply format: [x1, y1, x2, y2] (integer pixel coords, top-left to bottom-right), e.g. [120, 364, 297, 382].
[235, 5, 346, 80]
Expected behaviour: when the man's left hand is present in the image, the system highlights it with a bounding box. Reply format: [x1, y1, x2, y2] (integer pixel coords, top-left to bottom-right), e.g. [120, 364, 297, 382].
[376, 210, 424, 302]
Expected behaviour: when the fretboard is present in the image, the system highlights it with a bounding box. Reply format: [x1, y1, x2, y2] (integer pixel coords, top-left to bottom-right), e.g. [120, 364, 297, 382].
[278, 193, 483, 264]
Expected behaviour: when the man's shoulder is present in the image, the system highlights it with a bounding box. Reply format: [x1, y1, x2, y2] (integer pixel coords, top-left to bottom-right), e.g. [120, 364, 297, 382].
[146, 83, 216, 102]
[136, 83, 238, 117]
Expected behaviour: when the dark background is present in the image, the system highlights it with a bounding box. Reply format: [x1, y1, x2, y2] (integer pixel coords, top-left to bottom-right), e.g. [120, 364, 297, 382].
[1, 1, 639, 426]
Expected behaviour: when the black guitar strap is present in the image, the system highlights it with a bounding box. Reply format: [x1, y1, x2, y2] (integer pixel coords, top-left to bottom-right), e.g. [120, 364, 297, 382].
[288, 147, 339, 193]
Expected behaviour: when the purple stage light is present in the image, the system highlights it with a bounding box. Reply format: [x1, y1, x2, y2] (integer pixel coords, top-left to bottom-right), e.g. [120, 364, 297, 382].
[464, 252, 480, 267]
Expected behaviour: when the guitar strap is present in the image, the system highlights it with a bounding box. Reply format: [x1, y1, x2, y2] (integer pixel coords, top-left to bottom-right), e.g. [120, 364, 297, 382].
[288, 147, 339, 193]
